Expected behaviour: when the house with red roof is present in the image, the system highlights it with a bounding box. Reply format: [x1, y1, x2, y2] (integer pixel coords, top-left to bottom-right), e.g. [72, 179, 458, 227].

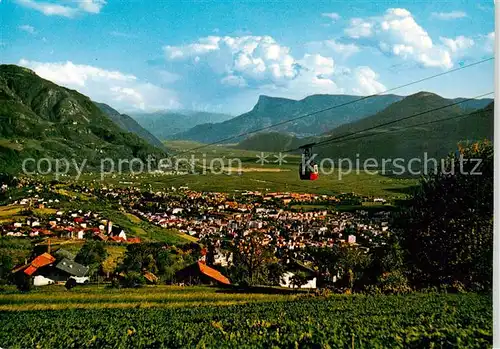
[11, 252, 56, 277]
[175, 261, 231, 286]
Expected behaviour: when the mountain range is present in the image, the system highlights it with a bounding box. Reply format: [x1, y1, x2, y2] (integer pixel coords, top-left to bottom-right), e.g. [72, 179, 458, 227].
[235, 92, 494, 161]
[0, 64, 166, 173]
[169, 94, 408, 143]
[133, 110, 233, 140]
[0, 64, 493, 174]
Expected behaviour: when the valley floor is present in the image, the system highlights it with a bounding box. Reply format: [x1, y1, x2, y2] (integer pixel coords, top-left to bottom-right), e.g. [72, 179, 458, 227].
[0, 285, 492, 348]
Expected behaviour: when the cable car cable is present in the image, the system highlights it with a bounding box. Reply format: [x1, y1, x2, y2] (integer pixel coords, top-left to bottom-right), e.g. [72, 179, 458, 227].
[168, 57, 493, 158]
[283, 91, 493, 153]
[310, 105, 493, 149]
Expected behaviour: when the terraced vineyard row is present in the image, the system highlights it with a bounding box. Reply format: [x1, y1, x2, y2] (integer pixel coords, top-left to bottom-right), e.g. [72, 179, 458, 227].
[0, 293, 492, 348]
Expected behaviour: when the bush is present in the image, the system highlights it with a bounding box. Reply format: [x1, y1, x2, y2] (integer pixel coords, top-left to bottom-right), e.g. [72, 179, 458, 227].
[378, 271, 412, 294]
[14, 274, 33, 292]
[65, 278, 77, 290]
[121, 272, 146, 288]
[110, 277, 121, 289]
[363, 284, 382, 295]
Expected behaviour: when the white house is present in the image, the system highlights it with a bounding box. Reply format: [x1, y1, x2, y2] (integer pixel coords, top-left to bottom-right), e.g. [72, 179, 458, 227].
[34, 275, 55, 286]
[279, 272, 317, 289]
[118, 230, 127, 240]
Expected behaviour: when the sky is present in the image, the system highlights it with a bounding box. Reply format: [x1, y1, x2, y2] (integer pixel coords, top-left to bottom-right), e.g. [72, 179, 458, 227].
[1, 0, 496, 115]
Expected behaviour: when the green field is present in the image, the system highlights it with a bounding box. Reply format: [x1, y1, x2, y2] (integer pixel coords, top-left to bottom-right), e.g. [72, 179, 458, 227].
[77, 169, 416, 198]
[61, 140, 419, 199]
[0, 286, 492, 348]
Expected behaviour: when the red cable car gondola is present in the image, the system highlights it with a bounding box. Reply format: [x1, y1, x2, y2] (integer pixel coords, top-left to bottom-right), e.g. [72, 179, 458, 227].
[299, 143, 319, 181]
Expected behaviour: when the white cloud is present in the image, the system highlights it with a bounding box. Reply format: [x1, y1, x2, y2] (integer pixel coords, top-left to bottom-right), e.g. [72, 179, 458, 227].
[221, 75, 247, 87]
[160, 35, 387, 113]
[18, 59, 180, 112]
[321, 12, 341, 21]
[159, 70, 181, 84]
[352, 66, 386, 95]
[78, 0, 106, 14]
[164, 35, 300, 85]
[164, 36, 221, 60]
[18, 24, 36, 34]
[299, 54, 334, 76]
[440, 36, 474, 53]
[16, 0, 105, 17]
[485, 32, 495, 53]
[306, 39, 360, 59]
[345, 18, 373, 38]
[431, 11, 467, 20]
[345, 8, 453, 69]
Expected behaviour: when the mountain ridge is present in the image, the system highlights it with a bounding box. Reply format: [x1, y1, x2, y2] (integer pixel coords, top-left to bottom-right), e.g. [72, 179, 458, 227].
[95, 102, 167, 151]
[234, 92, 494, 161]
[171, 93, 407, 142]
[0, 64, 166, 173]
[133, 110, 233, 140]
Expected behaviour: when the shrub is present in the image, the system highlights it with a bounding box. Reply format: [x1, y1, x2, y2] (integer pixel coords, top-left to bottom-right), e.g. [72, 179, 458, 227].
[65, 278, 77, 290]
[121, 272, 146, 288]
[378, 271, 412, 294]
[14, 274, 33, 292]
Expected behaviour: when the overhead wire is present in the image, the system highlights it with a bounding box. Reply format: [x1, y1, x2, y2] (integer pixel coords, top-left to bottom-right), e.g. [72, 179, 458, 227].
[283, 91, 494, 153]
[159, 93, 493, 186]
[168, 57, 493, 157]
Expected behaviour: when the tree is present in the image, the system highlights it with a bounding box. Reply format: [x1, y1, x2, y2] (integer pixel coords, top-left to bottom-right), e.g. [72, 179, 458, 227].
[75, 241, 108, 277]
[335, 244, 371, 291]
[0, 254, 13, 285]
[290, 271, 309, 289]
[13, 273, 33, 292]
[230, 232, 274, 286]
[267, 262, 286, 286]
[121, 272, 146, 288]
[120, 243, 159, 274]
[65, 278, 77, 290]
[396, 141, 493, 290]
[118, 243, 198, 283]
[307, 244, 371, 291]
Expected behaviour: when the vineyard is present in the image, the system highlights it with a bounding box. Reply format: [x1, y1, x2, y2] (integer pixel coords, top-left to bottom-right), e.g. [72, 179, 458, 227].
[0, 287, 492, 348]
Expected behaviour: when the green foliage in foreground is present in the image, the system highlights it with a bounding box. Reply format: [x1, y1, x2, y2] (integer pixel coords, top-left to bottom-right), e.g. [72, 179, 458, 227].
[0, 293, 491, 348]
[397, 141, 493, 291]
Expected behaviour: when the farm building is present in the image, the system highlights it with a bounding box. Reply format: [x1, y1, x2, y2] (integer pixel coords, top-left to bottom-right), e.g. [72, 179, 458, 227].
[12, 252, 56, 277]
[11, 253, 89, 286]
[53, 258, 89, 281]
[175, 261, 231, 286]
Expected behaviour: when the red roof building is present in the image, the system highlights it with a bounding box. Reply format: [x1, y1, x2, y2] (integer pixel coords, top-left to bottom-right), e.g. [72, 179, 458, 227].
[175, 261, 231, 285]
[110, 236, 126, 243]
[12, 253, 56, 276]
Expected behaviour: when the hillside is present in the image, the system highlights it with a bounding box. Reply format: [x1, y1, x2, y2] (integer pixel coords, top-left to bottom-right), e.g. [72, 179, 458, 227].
[315, 92, 494, 161]
[235, 132, 301, 152]
[133, 110, 233, 140]
[171, 94, 405, 143]
[0, 64, 166, 173]
[95, 102, 167, 150]
[234, 92, 493, 162]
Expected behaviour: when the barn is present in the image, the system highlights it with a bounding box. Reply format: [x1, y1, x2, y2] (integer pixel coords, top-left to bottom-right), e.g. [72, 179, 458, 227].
[175, 261, 231, 286]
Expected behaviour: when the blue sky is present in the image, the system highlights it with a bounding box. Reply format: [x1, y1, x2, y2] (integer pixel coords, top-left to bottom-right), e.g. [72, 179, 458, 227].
[1, 0, 496, 115]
